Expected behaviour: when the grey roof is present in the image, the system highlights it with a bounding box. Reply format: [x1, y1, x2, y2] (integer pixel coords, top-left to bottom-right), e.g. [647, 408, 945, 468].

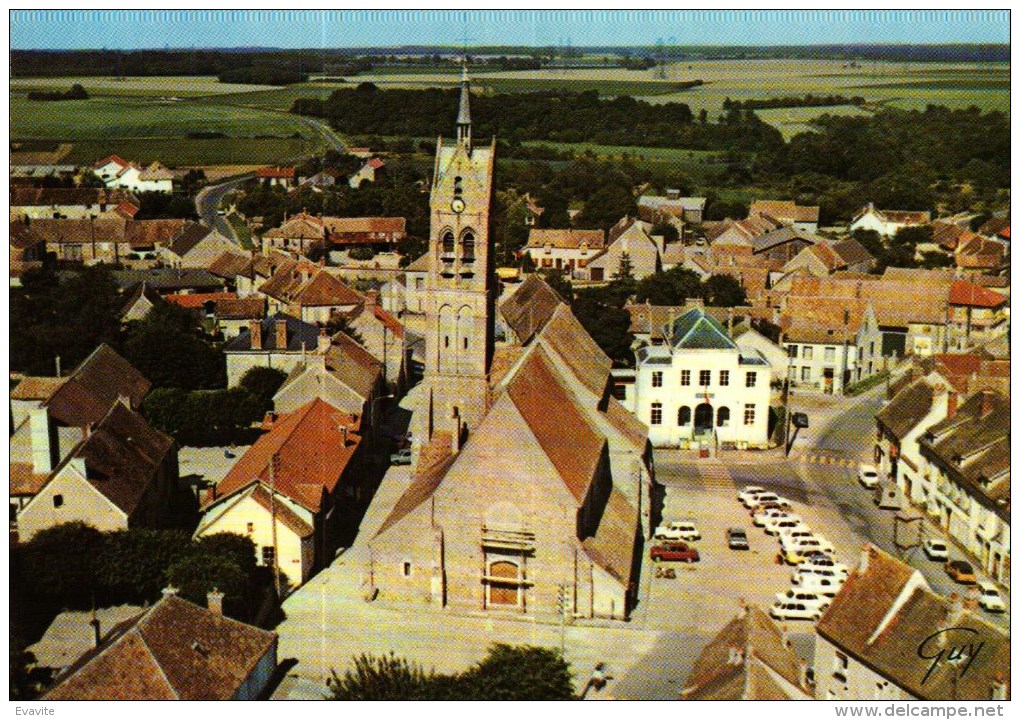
[456, 67, 471, 127]
[638, 195, 706, 211]
[223, 312, 320, 353]
[667, 308, 737, 350]
[752, 226, 823, 253]
[109, 268, 225, 292]
[832, 237, 875, 267]
[877, 378, 935, 441]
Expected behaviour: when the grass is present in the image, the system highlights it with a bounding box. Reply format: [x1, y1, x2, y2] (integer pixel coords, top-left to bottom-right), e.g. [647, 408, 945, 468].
[753, 104, 872, 140]
[845, 370, 890, 397]
[61, 137, 317, 167]
[227, 213, 254, 250]
[9, 75, 278, 97]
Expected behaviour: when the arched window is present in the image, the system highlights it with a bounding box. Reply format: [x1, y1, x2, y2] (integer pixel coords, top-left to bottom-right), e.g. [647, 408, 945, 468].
[461, 231, 475, 262]
[678, 406, 691, 426]
[441, 231, 455, 256]
[717, 406, 731, 427]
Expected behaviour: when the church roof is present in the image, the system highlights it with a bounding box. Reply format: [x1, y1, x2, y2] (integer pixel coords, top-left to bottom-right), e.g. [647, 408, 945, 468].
[499, 274, 564, 344]
[668, 308, 738, 350]
[456, 64, 471, 127]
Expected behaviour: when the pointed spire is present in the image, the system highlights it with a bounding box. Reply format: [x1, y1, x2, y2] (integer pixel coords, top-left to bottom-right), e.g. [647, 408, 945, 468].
[456, 60, 471, 150]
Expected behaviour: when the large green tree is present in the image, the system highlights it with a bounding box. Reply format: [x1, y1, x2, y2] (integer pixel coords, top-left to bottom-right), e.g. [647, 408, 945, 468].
[123, 303, 226, 389]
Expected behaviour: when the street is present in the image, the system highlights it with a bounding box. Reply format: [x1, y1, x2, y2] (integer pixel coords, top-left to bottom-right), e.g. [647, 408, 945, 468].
[195, 174, 253, 241]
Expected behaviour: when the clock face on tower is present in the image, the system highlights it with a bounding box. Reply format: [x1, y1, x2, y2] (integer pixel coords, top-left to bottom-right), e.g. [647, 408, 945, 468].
[451, 198, 465, 213]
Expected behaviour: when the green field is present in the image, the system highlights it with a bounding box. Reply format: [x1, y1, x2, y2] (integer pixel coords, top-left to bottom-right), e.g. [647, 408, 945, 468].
[60, 137, 316, 167]
[753, 105, 872, 140]
[9, 75, 278, 98]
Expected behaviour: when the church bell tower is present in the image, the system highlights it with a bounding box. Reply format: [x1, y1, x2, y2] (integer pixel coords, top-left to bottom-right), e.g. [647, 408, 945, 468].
[420, 64, 496, 437]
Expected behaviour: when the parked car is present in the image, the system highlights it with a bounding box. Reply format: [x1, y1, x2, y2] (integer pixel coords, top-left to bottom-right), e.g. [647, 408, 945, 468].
[747, 493, 791, 511]
[775, 589, 831, 611]
[923, 538, 949, 562]
[650, 541, 700, 563]
[945, 560, 977, 584]
[389, 448, 413, 465]
[784, 541, 834, 565]
[653, 521, 701, 542]
[751, 503, 788, 521]
[793, 572, 845, 597]
[778, 528, 816, 547]
[391, 430, 414, 448]
[738, 486, 768, 507]
[726, 528, 749, 550]
[770, 600, 824, 621]
[786, 535, 834, 554]
[765, 515, 806, 536]
[796, 560, 849, 579]
[753, 508, 790, 527]
[977, 581, 1007, 613]
[858, 463, 881, 490]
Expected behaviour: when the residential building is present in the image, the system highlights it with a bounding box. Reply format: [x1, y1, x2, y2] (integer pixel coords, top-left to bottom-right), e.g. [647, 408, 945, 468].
[582, 218, 662, 282]
[195, 398, 364, 588]
[522, 228, 605, 274]
[20, 217, 187, 266]
[43, 592, 277, 700]
[681, 603, 813, 700]
[954, 233, 1007, 272]
[849, 203, 931, 237]
[947, 279, 1009, 350]
[10, 187, 140, 221]
[118, 282, 162, 324]
[628, 307, 772, 448]
[223, 313, 322, 387]
[733, 324, 789, 385]
[402, 252, 430, 314]
[214, 296, 267, 339]
[815, 545, 1009, 700]
[207, 251, 254, 291]
[636, 191, 706, 224]
[368, 71, 649, 621]
[256, 166, 296, 189]
[348, 157, 385, 188]
[111, 268, 226, 296]
[17, 400, 178, 542]
[258, 263, 365, 324]
[709, 214, 785, 248]
[323, 216, 405, 255]
[94, 155, 174, 194]
[715, 224, 824, 272]
[749, 199, 820, 233]
[9, 220, 46, 283]
[917, 390, 1010, 585]
[781, 238, 875, 277]
[345, 299, 411, 389]
[159, 223, 236, 269]
[261, 212, 327, 257]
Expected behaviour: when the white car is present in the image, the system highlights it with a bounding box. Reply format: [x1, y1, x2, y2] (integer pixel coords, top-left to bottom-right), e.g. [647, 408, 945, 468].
[779, 528, 816, 547]
[978, 581, 1007, 613]
[796, 560, 849, 579]
[923, 538, 950, 562]
[785, 536, 834, 556]
[770, 600, 825, 621]
[858, 464, 881, 490]
[793, 572, 845, 597]
[765, 516, 806, 536]
[654, 521, 701, 542]
[738, 487, 768, 507]
[775, 589, 831, 611]
[747, 493, 791, 511]
[753, 508, 790, 527]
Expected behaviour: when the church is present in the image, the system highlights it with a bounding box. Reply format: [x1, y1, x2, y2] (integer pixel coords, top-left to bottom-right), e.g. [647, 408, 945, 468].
[367, 68, 651, 620]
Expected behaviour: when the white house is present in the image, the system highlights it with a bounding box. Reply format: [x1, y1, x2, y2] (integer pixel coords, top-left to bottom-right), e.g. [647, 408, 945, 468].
[522, 228, 605, 274]
[849, 203, 931, 238]
[627, 307, 772, 449]
[94, 155, 173, 193]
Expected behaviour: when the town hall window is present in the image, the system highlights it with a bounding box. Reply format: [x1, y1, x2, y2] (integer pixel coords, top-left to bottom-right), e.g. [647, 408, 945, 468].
[719, 370, 730, 386]
[678, 406, 691, 426]
[681, 370, 691, 386]
[652, 371, 663, 387]
[717, 407, 730, 427]
[743, 404, 756, 425]
[699, 370, 711, 387]
[650, 402, 662, 425]
[745, 371, 757, 388]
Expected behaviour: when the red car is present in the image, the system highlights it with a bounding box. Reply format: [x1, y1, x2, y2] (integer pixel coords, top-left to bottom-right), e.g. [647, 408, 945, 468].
[650, 542, 700, 563]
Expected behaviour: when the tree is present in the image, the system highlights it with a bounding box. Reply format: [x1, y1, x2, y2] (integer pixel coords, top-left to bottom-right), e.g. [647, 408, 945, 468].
[651, 222, 680, 243]
[327, 653, 436, 700]
[702, 274, 747, 307]
[539, 270, 573, 304]
[572, 291, 633, 367]
[238, 366, 288, 407]
[461, 644, 574, 700]
[635, 266, 703, 305]
[166, 553, 248, 614]
[20, 523, 104, 607]
[123, 303, 226, 389]
[95, 529, 193, 604]
[614, 252, 634, 281]
[196, 533, 258, 580]
[573, 184, 636, 232]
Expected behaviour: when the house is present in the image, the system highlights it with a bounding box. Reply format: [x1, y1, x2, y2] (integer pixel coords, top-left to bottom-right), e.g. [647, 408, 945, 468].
[954, 233, 1007, 272]
[16, 400, 178, 542]
[10, 187, 140, 221]
[95, 156, 174, 194]
[637, 191, 707, 224]
[348, 157, 385, 188]
[273, 331, 383, 423]
[261, 212, 327, 257]
[223, 313, 321, 387]
[402, 252, 430, 314]
[732, 324, 789, 385]
[947, 279, 1009, 350]
[709, 214, 785, 248]
[749, 199, 820, 233]
[111, 268, 226, 296]
[581, 216, 666, 282]
[681, 603, 813, 700]
[849, 203, 931, 238]
[521, 228, 605, 274]
[9, 220, 46, 283]
[43, 592, 277, 700]
[22, 217, 186, 265]
[118, 282, 163, 324]
[345, 298, 411, 389]
[195, 398, 364, 588]
[367, 75, 649, 620]
[830, 238, 875, 273]
[298, 169, 341, 191]
[781, 239, 875, 277]
[916, 390, 1010, 585]
[815, 545, 1009, 700]
[259, 264, 365, 324]
[323, 216, 406, 254]
[628, 307, 772, 449]
[781, 296, 882, 394]
[256, 166, 296, 189]
[214, 296, 267, 339]
[207, 250, 254, 291]
[160, 223, 236, 269]
[165, 292, 238, 324]
[228, 251, 293, 298]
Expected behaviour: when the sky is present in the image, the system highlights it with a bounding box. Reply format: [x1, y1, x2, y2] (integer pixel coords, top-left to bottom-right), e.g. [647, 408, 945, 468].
[9, 9, 1011, 50]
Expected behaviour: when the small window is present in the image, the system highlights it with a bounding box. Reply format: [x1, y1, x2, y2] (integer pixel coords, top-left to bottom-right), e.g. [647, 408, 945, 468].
[745, 371, 757, 388]
[743, 404, 756, 425]
[402, 561, 411, 577]
[719, 370, 730, 386]
[699, 370, 711, 387]
[53, 494, 64, 508]
[261, 546, 275, 565]
[444, 336, 450, 348]
[652, 371, 663, 388]
[717, 407, 731, 427]
[681, 370, 691, 386]
[650, 402, 662, 426]
[801, 366, 811, 381]
[787, 345, 798, 358]
[612, 384, 627, 400]
[803, 346, 814, 361]
[824, 347, 836, 363]
[246, 522, 254, 534]
[463, 337, 469, 350]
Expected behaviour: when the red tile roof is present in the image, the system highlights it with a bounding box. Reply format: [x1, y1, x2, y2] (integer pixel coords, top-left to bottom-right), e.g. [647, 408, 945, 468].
[214, 398, 361, 513]
[114, 202, 139, 219]
[94, 154, 130, 170]
[948, 279, 1008, 308]
[165, 292, 236, 309]
[257, 166, 295, 179]
[365, 157, 385, 169]
[295, 270, 364, 307]
[749, 199, 819, 224]
[45, 344, 151, 427]
[526, 228, 605, 250]
[322, 216, 406, 236]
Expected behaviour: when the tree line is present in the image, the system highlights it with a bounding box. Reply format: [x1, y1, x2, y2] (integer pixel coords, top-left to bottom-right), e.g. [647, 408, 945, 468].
[722, 93, 866, 110]
[25, 83, 88, 101]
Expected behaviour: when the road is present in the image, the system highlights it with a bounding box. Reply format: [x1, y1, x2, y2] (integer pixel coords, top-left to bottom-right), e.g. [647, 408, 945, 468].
[195, 175, 253, 241]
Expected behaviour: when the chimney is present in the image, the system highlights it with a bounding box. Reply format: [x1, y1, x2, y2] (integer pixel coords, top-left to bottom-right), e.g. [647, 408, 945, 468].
[207, 588, 224, 616]
[980, 390, 995, 419]
[992, 675, 1008, 701]
[365, 289, 378, 308]
[30, 407, 57, 474]
[341, 425, 349, 447]
[736, 599, 748, 619]
[89, 615, 101, 648]
[275, 318, 288, 349]
[161, 586, 179, 599]
[964, 584, 980, 611]
[249, 319, 262, 350]
[781, 624, 791, 648]
[859, 544, 871, 574]
[727, 646, 744, 665]
[799, 661, 812, 690]
[317, 327, 330, 353]
[946, 391, 958, 419]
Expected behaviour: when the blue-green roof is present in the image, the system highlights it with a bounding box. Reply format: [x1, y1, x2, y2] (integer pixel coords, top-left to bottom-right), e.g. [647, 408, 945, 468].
[666, 308, 737, 350]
